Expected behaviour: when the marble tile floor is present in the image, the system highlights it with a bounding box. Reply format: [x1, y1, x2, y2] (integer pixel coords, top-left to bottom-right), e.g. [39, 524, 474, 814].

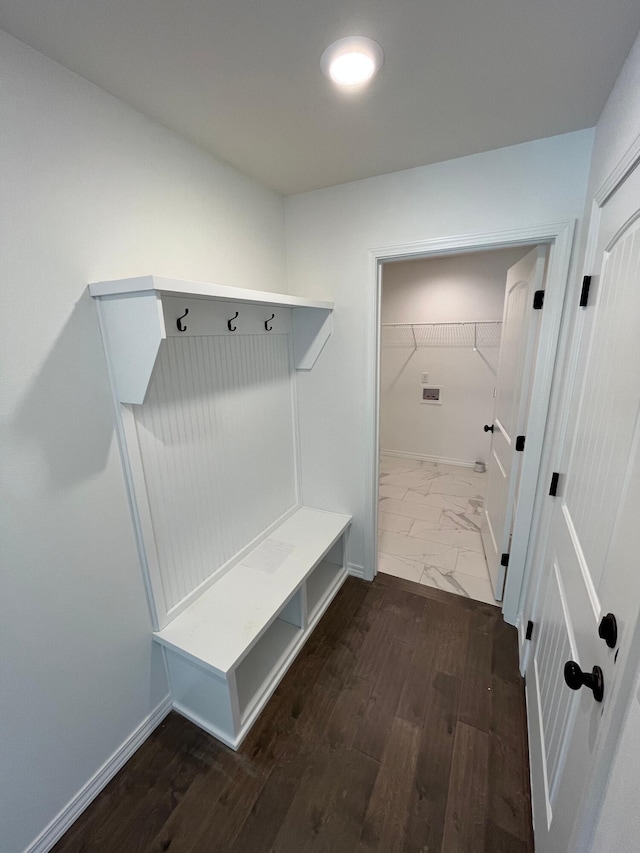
[377, 453, 500, 606]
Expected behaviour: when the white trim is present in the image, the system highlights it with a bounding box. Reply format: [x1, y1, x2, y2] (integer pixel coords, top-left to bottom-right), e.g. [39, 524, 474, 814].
[594, 128, 640, 206]
[289, 332, 304, 507]
[348, 562, 365, 578]
[365, 221, 576, 621]
[495, 418, 509, 443]
[492, 447, 507, 479]
[95, 298, 162, 629]
[119, 404, 166, 629]
[533, 658, 554, 829]
[380, 448, 476, 468]
[517, 207, 601, 651]
[504, 222, 575, 624]
[562, 504, 601, 621]
[363, 258, 383, 581]
[24, 696, 172, 853]
[369, 222, 575, 260]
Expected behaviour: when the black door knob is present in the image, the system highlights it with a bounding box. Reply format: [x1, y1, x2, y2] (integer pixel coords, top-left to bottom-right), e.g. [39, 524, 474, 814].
[484, 424, 494, 433]
[598, 613, 618, 648]
[564, 660, 604, 702]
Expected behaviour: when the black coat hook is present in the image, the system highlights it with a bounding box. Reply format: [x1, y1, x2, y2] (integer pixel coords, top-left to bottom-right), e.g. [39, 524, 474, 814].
[227, 311, 239, 332]
[265, 313, 275, 331]
[177, 308, 189, 332]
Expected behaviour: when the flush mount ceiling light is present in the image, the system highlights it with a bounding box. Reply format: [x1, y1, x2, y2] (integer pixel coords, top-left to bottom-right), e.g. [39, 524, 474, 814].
[320, 37, 384, 87]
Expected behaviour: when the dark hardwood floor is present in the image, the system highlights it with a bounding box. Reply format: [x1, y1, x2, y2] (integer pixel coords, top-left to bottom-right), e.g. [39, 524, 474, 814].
[52, 574, 534, 853]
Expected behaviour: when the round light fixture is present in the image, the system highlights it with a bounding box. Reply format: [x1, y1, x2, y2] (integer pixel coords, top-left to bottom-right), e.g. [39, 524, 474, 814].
[320, 37, 384, 87]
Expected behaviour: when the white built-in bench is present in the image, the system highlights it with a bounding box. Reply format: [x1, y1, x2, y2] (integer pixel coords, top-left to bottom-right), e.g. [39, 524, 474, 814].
[89, 275, 348, 750]
[153, 506, 351, 749]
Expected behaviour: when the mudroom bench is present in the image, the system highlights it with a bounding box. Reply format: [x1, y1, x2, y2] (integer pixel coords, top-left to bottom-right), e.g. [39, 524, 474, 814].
[153, 507, 350, 748]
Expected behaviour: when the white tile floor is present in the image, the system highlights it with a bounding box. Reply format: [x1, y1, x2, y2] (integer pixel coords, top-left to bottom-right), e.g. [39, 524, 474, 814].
[377, 454, 500, 606]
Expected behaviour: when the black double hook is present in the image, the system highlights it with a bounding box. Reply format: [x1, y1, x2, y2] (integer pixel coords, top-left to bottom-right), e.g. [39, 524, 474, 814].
[265, 313, 275, 331]
[228, 311, 239, 332]
[177, 308, 189, 332]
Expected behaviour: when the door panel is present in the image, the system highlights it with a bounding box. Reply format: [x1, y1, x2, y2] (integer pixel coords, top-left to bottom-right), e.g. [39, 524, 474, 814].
[481, 246, 547, 599]
[527, 164, 640, 852]
[530, 553, 579, 820]
[563, 218, 640, 590]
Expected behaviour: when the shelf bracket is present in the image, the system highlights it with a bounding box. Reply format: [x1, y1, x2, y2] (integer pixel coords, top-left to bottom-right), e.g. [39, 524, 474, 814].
[96, 292, 166, 404]
[292, 308, 332, 370]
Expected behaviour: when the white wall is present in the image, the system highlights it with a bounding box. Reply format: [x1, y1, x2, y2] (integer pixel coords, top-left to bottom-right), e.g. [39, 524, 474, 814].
[587, 29, 640, 197]
[381, 249, 523, 324]
[0, 30, 286, 853]
[380, 248, 527, 464]
[286, 130, 593, 573]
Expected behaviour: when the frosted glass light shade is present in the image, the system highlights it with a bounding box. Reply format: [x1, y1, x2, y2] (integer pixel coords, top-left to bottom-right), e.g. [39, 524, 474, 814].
[321, 37, 384, 87]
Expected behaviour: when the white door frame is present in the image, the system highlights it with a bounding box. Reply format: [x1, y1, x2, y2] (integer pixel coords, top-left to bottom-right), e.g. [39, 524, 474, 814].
[364, 220, 575, 626]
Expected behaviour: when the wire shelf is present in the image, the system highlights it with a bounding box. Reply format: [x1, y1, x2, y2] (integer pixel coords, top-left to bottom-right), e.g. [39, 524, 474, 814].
[381, 321, 502, 349]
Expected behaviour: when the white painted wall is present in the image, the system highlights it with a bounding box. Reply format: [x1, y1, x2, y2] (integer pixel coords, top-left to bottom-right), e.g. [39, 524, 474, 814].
[588, 29, 640, 198]
[0, 30, 286, 853]
[380, 248, 527, 464]
[286, 130, 593, 573]
[381, 249, 523, 324]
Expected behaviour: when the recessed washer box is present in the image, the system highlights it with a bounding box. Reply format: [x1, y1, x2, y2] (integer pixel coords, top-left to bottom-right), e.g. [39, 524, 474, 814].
[421, 387, 441, 404]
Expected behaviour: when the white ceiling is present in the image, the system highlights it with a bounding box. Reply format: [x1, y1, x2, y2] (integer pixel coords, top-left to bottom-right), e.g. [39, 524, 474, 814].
[1, 0, 639, 195]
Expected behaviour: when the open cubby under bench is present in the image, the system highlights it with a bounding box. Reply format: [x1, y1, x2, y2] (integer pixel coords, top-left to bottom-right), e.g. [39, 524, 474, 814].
[153, 506, 351, 750]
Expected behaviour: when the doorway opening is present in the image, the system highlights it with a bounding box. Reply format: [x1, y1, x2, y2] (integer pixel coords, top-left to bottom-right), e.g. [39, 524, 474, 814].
[364, 221, 575, 626]
[377, 246, 541, 605]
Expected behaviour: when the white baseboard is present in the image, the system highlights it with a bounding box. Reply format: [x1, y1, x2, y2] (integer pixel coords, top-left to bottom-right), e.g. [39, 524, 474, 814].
[348, 563, 366, 579]
[380, 448, 477, 468]
[25, 695, 173, 853]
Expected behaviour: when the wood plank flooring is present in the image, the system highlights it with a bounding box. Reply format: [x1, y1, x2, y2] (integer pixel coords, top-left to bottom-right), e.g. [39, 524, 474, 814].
[52, 574, 534, 853]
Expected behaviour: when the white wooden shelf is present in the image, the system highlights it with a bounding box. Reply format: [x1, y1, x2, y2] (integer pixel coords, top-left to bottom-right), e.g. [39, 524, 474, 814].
[89, 274, 334, 403]
[153, 506, 351, 749]
[306, 559, 344, 619]
[235, 616, 301, 721]
[89, 274, 333, 309]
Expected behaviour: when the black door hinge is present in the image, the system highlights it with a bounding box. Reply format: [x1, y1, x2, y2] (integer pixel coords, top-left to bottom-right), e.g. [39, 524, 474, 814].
[501, 552, 510, 567]
[526, 620, 534, 641]
[549, 472, 560, 496]
[533, 290, 545, 309]
[515, 435, 526, 451]
[580, 275, 592, 308]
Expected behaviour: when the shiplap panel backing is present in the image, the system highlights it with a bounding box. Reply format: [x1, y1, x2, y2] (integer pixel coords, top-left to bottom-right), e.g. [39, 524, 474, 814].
[564, 220, 640, 590]
[534, 560, 577, 815]
[134, 334, 297, 613]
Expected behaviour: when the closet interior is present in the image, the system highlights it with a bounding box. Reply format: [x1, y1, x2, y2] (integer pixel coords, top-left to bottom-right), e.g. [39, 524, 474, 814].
[90, 275, 350, 749]
[378, 248, 528, 604]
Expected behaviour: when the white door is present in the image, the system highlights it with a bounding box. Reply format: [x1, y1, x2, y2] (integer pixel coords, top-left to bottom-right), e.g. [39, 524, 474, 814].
[526, 163, 640, 851]
[481, 246, 547, 599]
